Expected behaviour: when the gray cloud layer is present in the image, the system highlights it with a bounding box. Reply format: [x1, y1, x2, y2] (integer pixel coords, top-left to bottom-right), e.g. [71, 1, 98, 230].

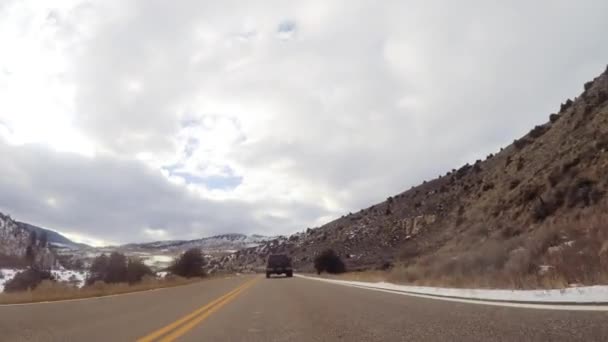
[1, 0, 607, 244]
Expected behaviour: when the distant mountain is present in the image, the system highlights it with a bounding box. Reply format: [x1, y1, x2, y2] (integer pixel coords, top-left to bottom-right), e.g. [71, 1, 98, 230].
[16, 222, 89, 250]
[122, 233, 272, 253]
[0, 213, 59, 269]
[0, 213, 31, 261]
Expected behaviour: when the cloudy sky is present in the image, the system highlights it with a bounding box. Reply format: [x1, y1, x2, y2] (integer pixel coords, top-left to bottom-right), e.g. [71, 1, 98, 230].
[1, 0, 607, 246]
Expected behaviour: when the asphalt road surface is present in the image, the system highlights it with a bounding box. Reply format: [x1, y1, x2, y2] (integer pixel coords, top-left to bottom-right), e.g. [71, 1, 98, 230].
[1, 275, 607, 341]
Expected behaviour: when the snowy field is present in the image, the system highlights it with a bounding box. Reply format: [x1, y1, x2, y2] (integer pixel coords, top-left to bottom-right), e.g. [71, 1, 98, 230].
[0, 268, 88, 292]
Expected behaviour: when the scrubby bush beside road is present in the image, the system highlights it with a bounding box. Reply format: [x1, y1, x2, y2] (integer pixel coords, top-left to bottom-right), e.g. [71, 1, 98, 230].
[314, 249, 346, 275]
[169, 248, 207, 278]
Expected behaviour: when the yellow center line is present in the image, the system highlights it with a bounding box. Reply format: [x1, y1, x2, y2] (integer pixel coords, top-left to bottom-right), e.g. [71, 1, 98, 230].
[158, 279, 258, 342]
[136, 277, 259, 342]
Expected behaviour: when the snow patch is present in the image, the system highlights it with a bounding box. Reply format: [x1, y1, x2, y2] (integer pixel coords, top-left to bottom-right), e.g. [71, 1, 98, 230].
[51, 269, 87, 288]
[1, 268, 87, 292]
[298, 275, 608, 305]
[0, 269, 23, 292]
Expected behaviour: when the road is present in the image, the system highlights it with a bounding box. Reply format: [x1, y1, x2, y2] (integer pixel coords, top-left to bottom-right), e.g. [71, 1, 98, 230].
[0, 275, 607, 341]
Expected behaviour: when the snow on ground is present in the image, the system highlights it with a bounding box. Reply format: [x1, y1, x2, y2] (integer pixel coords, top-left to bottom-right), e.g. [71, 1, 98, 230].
[298, 275, 608, 304]
[143, 255, 174, 270]
[51, 269, 87, 288]
[0, 269, 22, 292]
[0, 268, 87, 292]
[144, 255, 173, 265]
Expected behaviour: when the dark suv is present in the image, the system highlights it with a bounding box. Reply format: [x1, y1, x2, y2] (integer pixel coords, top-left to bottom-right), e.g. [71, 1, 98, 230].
[266, 254, 293, 278]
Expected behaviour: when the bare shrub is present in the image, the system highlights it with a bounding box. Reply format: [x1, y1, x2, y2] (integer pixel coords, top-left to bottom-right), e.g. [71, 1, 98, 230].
[504, 248, 532, 275]
[520, 183, 544, 204]
[567, 178, 600, 208]
[549, 113, 560, 123]
[529, 125, 548, 138]
[87, 253, 153, 285]
[560, 99, 573, 112]
[314, 249, 346, 274]
[562, 157, 581, 173]
[533, 190, 565, 222]
[525, 225, 561, 257]
[514, 138, 532, 150]
[509, 179, 521, 190]
[516, 157, 525, 171]
[169, 248, 207, 278]
[126, 259, 155, 284]
[4, 269, 53, 292]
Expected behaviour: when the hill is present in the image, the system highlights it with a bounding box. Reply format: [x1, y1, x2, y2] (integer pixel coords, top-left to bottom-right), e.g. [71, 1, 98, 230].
[16, 222, 89, 250]
[0, 213, 58, 269]
[122, 233, 270, 253]
[224, 65, 608, 288]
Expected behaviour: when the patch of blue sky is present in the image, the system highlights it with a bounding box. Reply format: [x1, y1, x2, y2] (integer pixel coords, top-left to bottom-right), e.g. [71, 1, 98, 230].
[162, 165, 242, 190]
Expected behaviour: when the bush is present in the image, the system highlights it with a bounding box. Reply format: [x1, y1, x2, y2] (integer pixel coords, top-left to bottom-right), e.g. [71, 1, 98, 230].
[547, 167, 563, 187]
[127, 259, 155, 284]
[520, 183, 544, 204]
[533, 191, 565, 222]
[529, 125, 548, 138]
[87, 252, 153, 285]
[509, 179, 521, 190]
[560, 99, 573, 112]
[314, 249, 346, 275]
[105, 252, 128, 284]
[504, 248, 532, 275]
[516, 157, 525, 171]
[4, 269, 53, 292]
[549, 113, 560, 123]
[514, 138, 531, 150]
[567, 178, 602, 208]
[598, 90, 608, 105]
[169, 248, 206, 278]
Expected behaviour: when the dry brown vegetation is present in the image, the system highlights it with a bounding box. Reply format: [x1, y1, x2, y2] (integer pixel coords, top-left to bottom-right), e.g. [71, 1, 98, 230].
[0, 275, 202, 305]
[385, 205, 608, 289]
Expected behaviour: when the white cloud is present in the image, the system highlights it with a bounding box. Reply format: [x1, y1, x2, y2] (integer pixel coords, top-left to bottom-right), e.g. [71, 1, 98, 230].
[0, 0, 607, 243]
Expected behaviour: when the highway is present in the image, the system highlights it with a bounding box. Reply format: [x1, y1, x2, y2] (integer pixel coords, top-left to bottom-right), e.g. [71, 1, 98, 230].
[0, 275, 607, 341]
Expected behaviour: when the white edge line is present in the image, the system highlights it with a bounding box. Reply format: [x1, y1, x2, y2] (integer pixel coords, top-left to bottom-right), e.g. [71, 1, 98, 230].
[296, 275, 608, 312]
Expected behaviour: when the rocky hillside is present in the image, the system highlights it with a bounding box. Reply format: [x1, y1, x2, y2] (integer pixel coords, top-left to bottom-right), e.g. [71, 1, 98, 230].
[17, 222, 89, 250]
[225, 66, 608, 287]
[0, 213, 57, 269]
[122, 233, 271, 253]
[0, 213, 31, 261]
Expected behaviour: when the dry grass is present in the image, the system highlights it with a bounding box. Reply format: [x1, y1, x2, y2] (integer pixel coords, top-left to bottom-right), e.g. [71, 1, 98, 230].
[316, 202, 608, 290]
[0, 275, 204, 305]
[386, 204, 608, 289]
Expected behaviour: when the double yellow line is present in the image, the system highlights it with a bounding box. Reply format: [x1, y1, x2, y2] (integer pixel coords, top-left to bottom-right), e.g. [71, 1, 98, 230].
[137, 277, 259, 342]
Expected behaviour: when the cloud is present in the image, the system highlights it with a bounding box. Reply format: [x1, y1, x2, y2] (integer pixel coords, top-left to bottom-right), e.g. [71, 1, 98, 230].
[0, 141, 328, 244]
[0, 0, 607, 243]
